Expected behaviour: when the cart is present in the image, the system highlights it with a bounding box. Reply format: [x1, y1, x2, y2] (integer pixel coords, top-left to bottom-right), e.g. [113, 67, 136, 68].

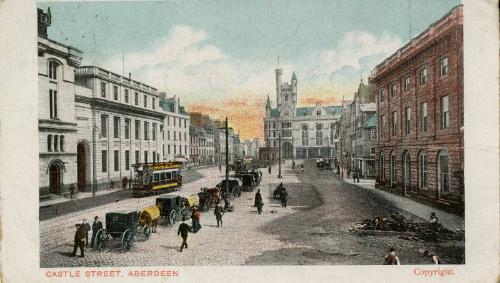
[94, 210, 150, 252]
[156, 195, 191, 225]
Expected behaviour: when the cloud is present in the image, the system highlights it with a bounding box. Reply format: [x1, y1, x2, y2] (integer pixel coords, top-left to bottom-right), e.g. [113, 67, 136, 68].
[103, 28, 402, 140]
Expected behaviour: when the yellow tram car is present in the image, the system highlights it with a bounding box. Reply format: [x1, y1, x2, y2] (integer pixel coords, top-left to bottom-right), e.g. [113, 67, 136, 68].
[132, 161, 183, 197]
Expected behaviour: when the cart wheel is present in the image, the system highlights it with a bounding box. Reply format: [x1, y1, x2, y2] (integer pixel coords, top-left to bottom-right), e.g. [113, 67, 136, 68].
[141, 225, 151, 241]
[179, 208, 189, 221]
[168, 210, 177, 225]
[121, 229, 133, 252]
[95, 229, 108, 252]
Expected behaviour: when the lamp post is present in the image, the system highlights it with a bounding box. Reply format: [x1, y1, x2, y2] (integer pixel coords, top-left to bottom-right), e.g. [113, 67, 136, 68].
[278, 132, 282, 178]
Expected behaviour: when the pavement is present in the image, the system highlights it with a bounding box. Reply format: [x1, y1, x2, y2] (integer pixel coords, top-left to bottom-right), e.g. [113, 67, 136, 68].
[341, 173, 465, 232]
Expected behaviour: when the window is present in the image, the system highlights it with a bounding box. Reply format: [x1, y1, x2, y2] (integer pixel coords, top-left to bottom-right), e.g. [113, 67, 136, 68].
[419, 152, 428, 189]
[47, 135, 52, 152]
[48, 61, 59, 80]
[152, 98, 156, 110]
[102, 150, 107, 172]
[441, 96, 449, 129]
[168, 145, 171, 155]
[135, 150, 139, 165]
[49, 89, 58, 118]
[54, 135, 58, 152]
[135, 120, 140, 140]
[100, 82, 106, 98]
[152, 123, 157, 141]
[174, 131, 177, 141]
[174, 145, 177, 154]
[420, 102, 428, 132]
[379, 115, 385, 138]
[124, 89, 129, 103]
[101, 115, 108, 138]
[143, 95, 147, 108]
[390, 152, 396, 186]
[60, 135, 64, 152]
[379, 89, 385, 102]
[316, 130, 323, 146]
[285, 95, 288, 101]
[440, 57, 449, 76]
[185, 145, 188, 155]
[114, 150, 119, 171]
[153, 151, 157, 162]
[184, 132, 187, 141]
[113, 116, 120, 138]
[113, 85, 118, 100]
[419, 67, 428, 85]
[404, 107, 411, 135]
[144, 121, 149, 140]
[134, 92, 139, 105]
[167, 130, 170, 140]
[173, 117, 176, 127]
[124, 119, 130, 139]
[144, 151, 148, 164]
[438, 150, 450, 193]
[379, 153, 385, 180]
[167, 116, 170, 126]
[403, 76, 411, 91]
[184, 119, 187, 128]
[390, 82, 397, 97]
[125, 150, 130, 170]
[370, 147, 375, 155]
[370, 129, 377, 140]
[391, 111, 397, 136]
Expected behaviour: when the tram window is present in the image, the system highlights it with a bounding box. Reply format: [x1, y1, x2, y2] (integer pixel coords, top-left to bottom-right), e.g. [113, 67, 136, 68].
[160, 172, 166, 180]
[154, 173, 160, 182]
[172, 171, 177, 178]
[166, 172, 171, 179]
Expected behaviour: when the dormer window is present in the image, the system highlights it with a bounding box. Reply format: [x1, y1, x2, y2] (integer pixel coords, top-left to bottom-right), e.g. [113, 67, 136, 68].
[317, 109, 321, 116]
[48, 61, 59, 80]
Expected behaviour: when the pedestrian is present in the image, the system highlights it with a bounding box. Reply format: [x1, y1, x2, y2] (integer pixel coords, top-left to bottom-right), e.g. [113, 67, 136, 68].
[69, 183, 77, 199]
[268, 166, 272, 174]
[219, 164, 222, 172]
[71, 224, 85, 257]
[90, 216, 103, 249]
[423, 250, 442, 264]
[355, 169, 360, 183]
[255, 189, 263, 214]
[300, 164, 304, 174]
[214, 204, 224, 227]
[177, 220, 192, 252]
[292, 161, 295, 169]
[191, 207, 201, 233]
[383, 248, 400, 265]
[81, 219, 91, 248]
[280, 187, 288, 208]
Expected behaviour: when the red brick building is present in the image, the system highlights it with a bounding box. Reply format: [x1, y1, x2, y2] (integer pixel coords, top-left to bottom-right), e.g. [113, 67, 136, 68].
[370, 5, 464, 214]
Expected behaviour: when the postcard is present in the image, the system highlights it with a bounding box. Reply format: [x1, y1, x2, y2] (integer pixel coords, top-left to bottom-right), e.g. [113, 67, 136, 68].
[0, 0, 498, 282]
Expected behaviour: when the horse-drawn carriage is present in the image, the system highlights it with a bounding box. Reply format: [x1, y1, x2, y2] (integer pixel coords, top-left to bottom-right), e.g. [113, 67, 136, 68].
[198, 187, 220, 211]
[238, 173, 257, 192]
[156, 195, 195, 225]
[218, 178, 241, 199]
[94, 210, 152, 252]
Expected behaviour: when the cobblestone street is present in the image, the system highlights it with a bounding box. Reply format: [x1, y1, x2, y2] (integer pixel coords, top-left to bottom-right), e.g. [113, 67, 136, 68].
[40, 161, 464, 267]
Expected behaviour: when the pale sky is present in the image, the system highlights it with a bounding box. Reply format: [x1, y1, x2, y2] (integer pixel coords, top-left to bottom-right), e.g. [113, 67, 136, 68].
[38, 0, 461, 140]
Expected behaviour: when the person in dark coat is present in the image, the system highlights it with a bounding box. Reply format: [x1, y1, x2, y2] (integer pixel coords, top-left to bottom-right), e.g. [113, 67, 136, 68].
[91, 216, 103, 249]
[255, 189, 263, 214]
[214, 205, 223, 227]
[383, 247, 400, 265]
[268, 166, 272, 174]
[191, 208, 201, 232]
[81, 219, 91, 248]
[71, 224, 86, 257]
[280, 188, 288, 208]
[177, 220, 192, 252]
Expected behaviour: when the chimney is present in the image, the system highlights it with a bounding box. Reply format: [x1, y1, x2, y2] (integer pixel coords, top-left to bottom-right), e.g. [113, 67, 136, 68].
[128, 72, 131, 80]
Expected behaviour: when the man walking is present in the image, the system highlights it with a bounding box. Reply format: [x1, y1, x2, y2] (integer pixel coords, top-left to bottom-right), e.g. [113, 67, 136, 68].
[191, 208, 201, 233]
[91, 216, 103, 249]
[81, 219, 91, 248]
[177, 220, 192, 252]
[280, 187, 288, 208]
[255, 189, 263, 214]
[214, 204, 223, 227]
[71, 224, 85, 257]
[268, 166, 272, 174]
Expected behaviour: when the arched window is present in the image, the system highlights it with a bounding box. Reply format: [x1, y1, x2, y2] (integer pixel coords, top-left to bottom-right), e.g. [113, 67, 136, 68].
[285, 95, 288, 101]
[48, 60, 60, 80]
[438, 150, 450, 194]
[379, 153, 385, 180]
[54, 135, 59, 152]
[47, 135, 52, 152]
[316, 123, 323, 130]
[60, 135, 65, 152]
[418, 151, 428, 189]
[390, 151, 396, 186]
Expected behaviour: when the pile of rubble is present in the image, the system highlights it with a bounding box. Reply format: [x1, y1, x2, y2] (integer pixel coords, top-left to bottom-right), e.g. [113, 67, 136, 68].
[349, 213, 463, 242]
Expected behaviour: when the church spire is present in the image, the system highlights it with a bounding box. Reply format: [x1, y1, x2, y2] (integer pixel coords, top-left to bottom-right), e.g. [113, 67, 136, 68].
[265, 94, 271, 109]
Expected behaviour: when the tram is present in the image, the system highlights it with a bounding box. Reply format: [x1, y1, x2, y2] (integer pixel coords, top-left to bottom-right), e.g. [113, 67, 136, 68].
[132, 161, 183, 197]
